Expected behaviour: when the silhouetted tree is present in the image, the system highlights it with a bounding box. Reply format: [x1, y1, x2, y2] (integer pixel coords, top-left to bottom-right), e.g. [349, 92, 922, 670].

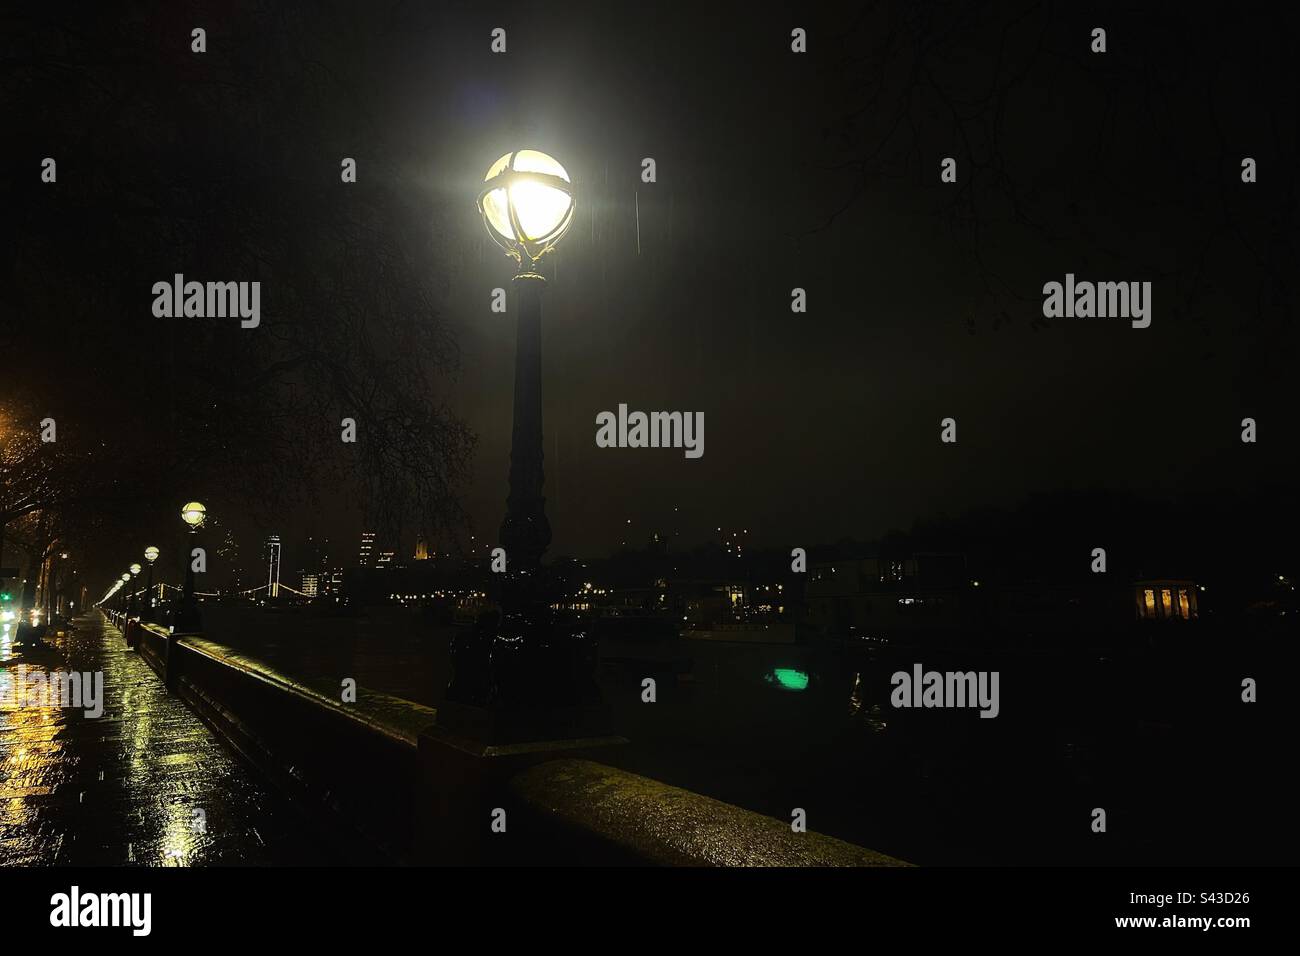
[1, 4, 476, 583]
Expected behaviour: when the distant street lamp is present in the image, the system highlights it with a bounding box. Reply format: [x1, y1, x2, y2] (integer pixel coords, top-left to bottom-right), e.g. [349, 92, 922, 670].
[442, 149, 602, 739]
[47, 551, 69, 621]
[127, 563, 142, 618]
[181, 502, 206, 528]
[144, 546, 159, 612]
[176, 501, 206, 633]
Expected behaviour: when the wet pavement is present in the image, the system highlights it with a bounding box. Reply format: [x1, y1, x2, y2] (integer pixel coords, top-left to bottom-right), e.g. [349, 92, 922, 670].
[0, 612, 344, 866]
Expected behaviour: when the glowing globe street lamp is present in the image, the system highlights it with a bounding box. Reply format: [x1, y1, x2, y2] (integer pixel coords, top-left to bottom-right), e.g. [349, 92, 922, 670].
[476, 149, 575, 573]
[144, 546, 159, 612]
[127, 563, 142, 618]
[176, 501, 206, 633]
[181, 502, 206, 529]
[478, 149, 576, 270]
[441, 149, 604, 740]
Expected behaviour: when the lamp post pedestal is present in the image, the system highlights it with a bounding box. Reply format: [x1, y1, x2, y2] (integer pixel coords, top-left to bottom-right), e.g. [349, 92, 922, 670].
[439, 599, 608, 744]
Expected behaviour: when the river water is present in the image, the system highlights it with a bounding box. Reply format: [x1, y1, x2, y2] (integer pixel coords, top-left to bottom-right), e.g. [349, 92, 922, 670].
[195, 604, 1292, 865]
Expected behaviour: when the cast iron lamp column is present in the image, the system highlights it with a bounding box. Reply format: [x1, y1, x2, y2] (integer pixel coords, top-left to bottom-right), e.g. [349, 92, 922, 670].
[499, 260, 551, 580]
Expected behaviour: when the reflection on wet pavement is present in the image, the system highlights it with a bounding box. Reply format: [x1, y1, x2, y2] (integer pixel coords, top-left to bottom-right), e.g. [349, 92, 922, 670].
[0, 613, 342, 865]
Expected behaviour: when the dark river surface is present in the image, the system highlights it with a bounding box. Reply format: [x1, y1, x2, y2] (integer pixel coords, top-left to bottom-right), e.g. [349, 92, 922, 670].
[197, 605, 1291, 866]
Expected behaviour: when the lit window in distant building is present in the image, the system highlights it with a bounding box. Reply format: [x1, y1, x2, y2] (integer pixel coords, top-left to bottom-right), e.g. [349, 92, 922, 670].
[1161, 589, 1173, 617]
[1143, 589, 1156, 617]
[1178, 589, 1190, 619]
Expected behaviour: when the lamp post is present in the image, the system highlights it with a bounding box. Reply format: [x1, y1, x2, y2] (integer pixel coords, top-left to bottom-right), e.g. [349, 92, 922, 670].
[118, 573, 130, 620]
[176, 501, 206, 633]
[144, 546, 159, 616]
[44, 550, 66, 622]
[124, 563, 142, 645]
[478, 149, 574, 576]
[127, 563, 142, 617]
[440, 149, 604, 741]
[56, 551, 69, 620]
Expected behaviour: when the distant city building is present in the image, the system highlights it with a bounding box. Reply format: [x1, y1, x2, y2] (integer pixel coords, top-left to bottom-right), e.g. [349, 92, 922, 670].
[804, 554, 969, 637]
[358, 531, 375, 567]
[300, 572, 319, 598]
[318, 569, 344, 597]
[306, 534, 331, 572]
[1135, 579, 1199, 621]
[376, 550, 396, 567]
[414, 537, 431, 561]
[266, 536, 282, 598]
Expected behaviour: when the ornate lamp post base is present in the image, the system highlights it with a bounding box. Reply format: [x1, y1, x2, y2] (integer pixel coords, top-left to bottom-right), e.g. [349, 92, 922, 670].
[441, 577, 609, 744]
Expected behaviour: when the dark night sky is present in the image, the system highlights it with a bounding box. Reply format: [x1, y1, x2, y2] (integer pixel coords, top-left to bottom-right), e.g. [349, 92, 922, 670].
[3, 1, 1296, 581]
[399, 1, 1297, 560]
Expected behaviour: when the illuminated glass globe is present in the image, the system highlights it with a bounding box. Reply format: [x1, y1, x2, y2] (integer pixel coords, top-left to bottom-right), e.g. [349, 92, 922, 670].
[180, 501, 207, 528]
[478, 149, 575, 264]
[120, 574, 130, 583]
[130, 563, 142, 576]
[145, 546, 160, 563]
